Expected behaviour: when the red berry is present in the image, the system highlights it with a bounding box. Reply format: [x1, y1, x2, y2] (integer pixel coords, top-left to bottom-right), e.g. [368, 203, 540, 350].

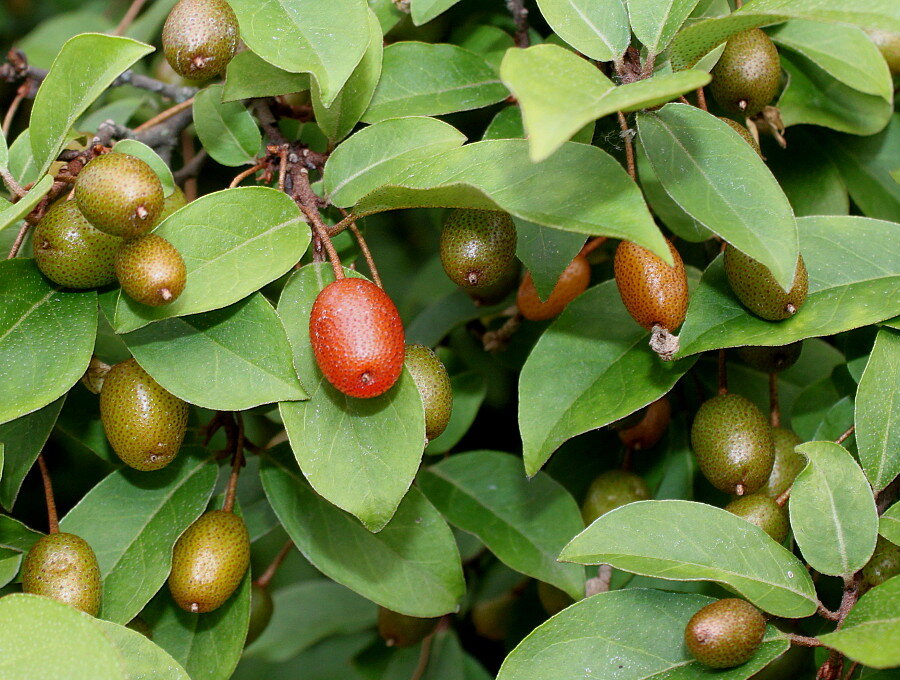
[309, 278, 405, 398]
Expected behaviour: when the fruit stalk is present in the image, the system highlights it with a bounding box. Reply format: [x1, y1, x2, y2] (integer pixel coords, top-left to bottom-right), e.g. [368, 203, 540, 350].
[113, 0, 148, 36]
[717, 349, 728, 395]
[293, 167, 343, 280]
[835, 425, 855, 446]
[617, 111, 636, 180]
[254, 540, 294, 589]
[133, 97, 195, 133]
[229, 163, 265, 189]
[347, 218, 383, 289]
[36, 455, 59, 534]
[222, 412, 245, 514]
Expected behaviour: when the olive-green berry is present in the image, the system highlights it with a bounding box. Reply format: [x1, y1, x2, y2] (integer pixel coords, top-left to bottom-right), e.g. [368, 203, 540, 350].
[760, 427, 805, 498]
[725, 493, 788, 542]
[736, 342, 802, 373]
[862, 537, 900, 588]
[377, 608, 439, 647]
[691, 394, 774, 495]
[75, 153, 164, 238]
[22, 532, 101, 616]
[247, 583, 274, 644]
[100, 358, 189, 471]
[710, 29, 781, 117]
[404, 344, 453, 442]
[724, 245, 808, 321]
[468, 259, 520, 306]
[115, 234, 187, 307]
[163, 0, 239, 80]
[685, 598, 766, 669]
[169, 510, 250, 613]
[439, 209, 517, 289]
[719, 117, 762, 156]
[581, 470, 650, 525]
[33, 201, 122, 289]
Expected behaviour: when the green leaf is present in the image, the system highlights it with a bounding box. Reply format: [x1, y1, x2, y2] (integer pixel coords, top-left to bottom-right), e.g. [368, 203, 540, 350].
[369, 0, 406, 34]
[500, 45, 710, 161]
[0, 174, 53, 233]
[15, 9, 115, 69]
[277, 264, 425, 531]
[819, 575, 900, 669]
[54, 384, 117, 464]
[519, 280, 697, 475]
[515, 220, 586, 300]
[100, 187, 309, 334]
[228, 0, 370, 106]
[245, 580, 376, 662]
[0, 514, 42, 552]
[122, 294, 306, 411]
[29, 33, 153, 177]
[112, 139, 176, 197]
[0, 130, 8, 170]
[535, 0, 630, 61]
[496, 589, 789, 680]
[313, 11, 383, 143]
[7, 130, 38, 186]
[0, 259, 97, 425]
[0, 547, 21, 590]
[223, 50, 311, 102]
[362, 42, 508, 124]
[59, 451, 217, 624]
[627, 0, 704, 55]
[880, 502, 900, 546]
[0, 395, 65, 510]
[483, 106, 594, 144]
[560, 500, 818, 618]
[93, 618, 190, 680]
[425, 371, 486, 455]
[234, 632, 372, 680]
[194, 84, 262, 167]
[638, 103, 798, 290]
[419, 450, 586, 599]
[78, 97, 147, 135]
[261, 450, 465, 617]
[455, 24, 516, 70]
[789, 442, 878, 577]
[0, 594, 125, 680]
[856, 328, 900, 491]
[410, 0, 461, 24]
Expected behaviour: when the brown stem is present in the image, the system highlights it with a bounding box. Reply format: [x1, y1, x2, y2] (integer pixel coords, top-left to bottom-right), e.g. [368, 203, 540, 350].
[696, 88, 708, 111]
[410, 628, 437, 680]
[483, 313, 523, 352]
[505, 0, 530, 48]
[818, 602, 840, 621]
[717, 349, 728, 395]
[617, 111, 636, 181]
[277, 149, 288, 193]
[293, 167, 343, 280]
[769, 371, 780, 428]
[580, 236, 607, 258]
[229, 163, 265, 189]
[222, 413, 244, 514]
[7, 220, 32, 258]
[36, 455, 59, 534]
[113, 0, 148, 36]
[2, 86, 26, 135]
[835, 425, 855, 446]
[178, 131, 201, 201]
[775, 485, 791, 507]
[787, 633, 823, 647]
[344, 215, 382, 288]
[328, 212, 356, 237]
[842, 662, 859, 680]
[0, 165, 25, 197]
[255, 540, 294, 589]
[133, 97, 195, 133]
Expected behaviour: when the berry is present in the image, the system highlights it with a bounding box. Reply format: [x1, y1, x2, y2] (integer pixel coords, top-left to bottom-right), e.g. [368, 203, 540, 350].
[537, 581, 573, 617]
[724, 245, 808, 321]
[246, 583, 274, 644]
[404, 344, 453, 441]
[867, 30, 900, 76]
[162, 0, 239, 81]
[710, 29, 781, 117]
[517, 254, 590, 321]
[582, 470, 650, 525]
[439, 209, 517, 290]
[614, 238, 688, 332]
[617, 397, 672, 450]
[469, 259, 521, 306]
[115, 234, 187, 307]
[736, 343, 803, 373]
[719, 117, 762, 156]
[685, 598, 766, 669]
[22, 533, 101, 615]
[862, 537, 900, 588]
[759, 427, 805, 499]
[725, 493, 789, 542]
[377, 608, 439, 647]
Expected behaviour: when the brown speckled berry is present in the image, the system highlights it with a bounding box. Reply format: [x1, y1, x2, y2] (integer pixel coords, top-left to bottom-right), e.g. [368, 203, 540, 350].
[724, 245, 808, 321]
[99, 358, 189, 471]
[33, 201, 122, 289]
[725, 493, 788, 542]
[75, 153, 164, 238]
[439, 209, 517, 289]
[404, 344, 452, 441]
[719, 117, 762, 156]
[759, 427, 804, 498]
[22, 533, 101, 616]
[162, 0, 239, 80]
[710, 29, 781, 117]
[517, 254, 590, 321]
[115, 234, 187, 307]
[168, 510, 250, 613]
[581, 470, 650, 525]
[685, 598, 766, 669]
[618, 396, 672, 450]
[691, 394, 774, 495]
[614, 238, 688, 332]
[736, 343, 803, 374]
[310, 278, 405, 398]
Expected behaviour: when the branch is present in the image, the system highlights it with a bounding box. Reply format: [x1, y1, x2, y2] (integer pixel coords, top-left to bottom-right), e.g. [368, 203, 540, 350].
[617, 111, 636, 180]
[173, 148, 207, 184]
[113, 0, 149, 36]
[222, 413, 245, 514]
[505, 0, 531, 48]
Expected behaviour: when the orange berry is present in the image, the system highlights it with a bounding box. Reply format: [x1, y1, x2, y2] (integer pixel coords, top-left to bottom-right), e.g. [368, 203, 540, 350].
[517, 255, 590, 321]
[309, 278, 405, 399]
[614, 238, 688, 332]
[618, 396, 672, 450]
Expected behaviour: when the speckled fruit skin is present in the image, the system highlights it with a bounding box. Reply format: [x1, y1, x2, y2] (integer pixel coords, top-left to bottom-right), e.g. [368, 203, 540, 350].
[618, 397, 672, 450]
[862, 537, 900, 588]
[162, 0, 239, 80]
[115, 234, 187, 306]
[22, 533, 101, 616]
[33, 200, 122, 289]
[691, 394, 774, 495]
[710, 29, 781, 117]
[169, 510, 250, 613]
[404, 344, 452, 441]
[725, 493, 788, 542]
[100, 358, 189, 471]
[614, 238, 688, 331]
[685, 598, 766, 669]
[377, 608, 440, 647]
[517, 255, 590, 321]
[760, 427, 804, 499]
[75, 153, 164, 238]
[581, 470, 650, 525]
[246, 583, 274, 644]
[469, 259, 520, 306]
[736, 342, 803, 374]
[439, 209, 517, 289]
[724, 246, 808, 321]
[719, 117, 762, 156]
[867, 30, 900, 75]
[310, 278, 405, 398]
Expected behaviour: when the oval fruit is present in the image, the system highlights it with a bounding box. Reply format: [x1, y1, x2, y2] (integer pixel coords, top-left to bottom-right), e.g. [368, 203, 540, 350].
[310, 277, 405, 398]
[724, 245, 808, 321]
[168, 510, 250, 613]
[537, 581, 574, 617]
[725, 493, 788, 542]
[710, 29, 781, 117]
[759, 427, 804, 499]
[614, 238, 688, 332]
[22, 532, 101, 615]
[439, 209, 517, 290]
[736, 342, 802, 373]
[377, 608, 440, 647]
[685, 598, 766, 669]
[75, 153, 164, 238]
[33, 201, 122, 289]
[517, 254, 590, 321]
[469, 259, 520, 306]
[99, 358, 189, 471]
[617, 397, 672, 450]
[115, 234, 187, 306]
[247, 583, 274, 644]
[404, 344, 453, 441]
[581, 470, 650, 526]
[691, 394, 775, 495]
[862, 537, 900, 588]
[162, 0, 239, 80]
[719, 117, 762, 156]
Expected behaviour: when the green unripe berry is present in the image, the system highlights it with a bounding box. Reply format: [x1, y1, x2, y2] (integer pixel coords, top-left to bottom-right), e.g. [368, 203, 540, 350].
[115, 234, 187, 307]
[468, 258, 521, 306]
[472, 593, 515, 642]
[685, 598, 766, 669]
[736, 343, 803, 373]
[162, 0, 239, 81]
[404, 344, 453, 442]
[710, 29, 781, 117]
[75, 153, 165, 238]
[22, 532, 101, 616]
[168, 510, 250, 613]
[862, 536, 900, 588]
[377, 607, 439, 647]
[724, 245, 808, 321]
[759, 428, 805, 499]
[719, 117, 762, 156]
[158, 185, 188, 223]
[691, 394, 775, 496]
[581, 470, 650, 526]
[247, 583, 274, 644]
[439, 209, 517, 290]
[33, 201, 122, 289]
[725, 493, 789, 543]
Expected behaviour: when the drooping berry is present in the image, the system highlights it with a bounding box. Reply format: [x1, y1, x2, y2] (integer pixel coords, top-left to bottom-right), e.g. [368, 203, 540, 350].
[685, 598, 766, 669]
[517, 254, 590, 321]
[614, 238, 688, 332]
